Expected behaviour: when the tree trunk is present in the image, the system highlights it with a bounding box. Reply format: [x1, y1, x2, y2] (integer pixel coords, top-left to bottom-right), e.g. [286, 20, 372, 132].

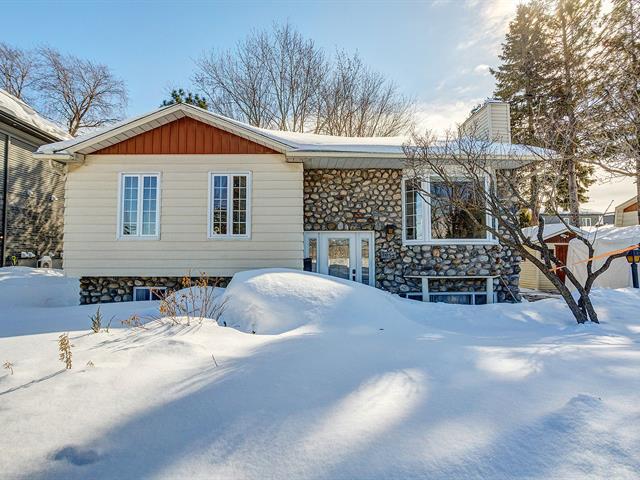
[636, 156, 640, 225]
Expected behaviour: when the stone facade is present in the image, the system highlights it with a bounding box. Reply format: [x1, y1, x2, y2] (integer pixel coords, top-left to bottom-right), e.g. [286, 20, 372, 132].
[303, 168, 521, 302]
[79, 276, 230, 304]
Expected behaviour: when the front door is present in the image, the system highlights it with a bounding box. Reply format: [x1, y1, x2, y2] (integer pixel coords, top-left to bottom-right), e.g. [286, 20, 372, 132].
[554, 244, 569, 283]
[304, 232, 375, 286]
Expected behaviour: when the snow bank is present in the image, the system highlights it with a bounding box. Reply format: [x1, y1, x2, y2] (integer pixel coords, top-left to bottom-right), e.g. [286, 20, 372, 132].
[0, 267, 79, 307]
[219, 269, 411, 334]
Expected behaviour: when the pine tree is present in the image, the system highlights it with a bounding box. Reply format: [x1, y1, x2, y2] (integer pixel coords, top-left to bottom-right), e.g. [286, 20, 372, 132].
[545, 0, 600, 224]
[493, 1, 552, 146]
[492, 1, 553, 223]
[162, 88, 209, 110]
[589, 0, 640, 223]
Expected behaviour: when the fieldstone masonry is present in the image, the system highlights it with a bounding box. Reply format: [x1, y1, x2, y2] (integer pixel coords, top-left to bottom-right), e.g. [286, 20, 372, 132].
[303, 168, 521, 302]
[79, 276, 230, 304]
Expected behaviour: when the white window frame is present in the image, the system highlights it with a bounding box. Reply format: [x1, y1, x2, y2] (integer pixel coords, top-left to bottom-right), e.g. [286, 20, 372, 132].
[420, 277, 495, 304]
[208, 172, 252, 240]
[117, 172, 161, 240]
[402, 174, 496, 245]
[133, 286, 167, 301]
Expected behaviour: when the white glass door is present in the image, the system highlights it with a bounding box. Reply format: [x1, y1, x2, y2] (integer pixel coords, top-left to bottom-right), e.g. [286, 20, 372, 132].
[304, 232, 375, 286]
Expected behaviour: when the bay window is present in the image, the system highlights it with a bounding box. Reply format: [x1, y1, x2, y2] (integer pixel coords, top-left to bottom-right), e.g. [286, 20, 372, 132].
[402, 176, 493, 244]
[209, 172, 251, 238]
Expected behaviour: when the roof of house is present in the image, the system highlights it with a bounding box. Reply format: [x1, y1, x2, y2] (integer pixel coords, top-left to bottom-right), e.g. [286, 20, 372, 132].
[35, 103, 541, 164]
[522, 223, 587, 242]
[0, 89, 71, 141]
[615, 196, 637, 211]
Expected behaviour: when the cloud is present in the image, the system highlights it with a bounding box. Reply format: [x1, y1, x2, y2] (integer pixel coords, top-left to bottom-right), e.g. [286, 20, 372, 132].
[474, 64, 491, 76]
[414, 99, 481, 135]
[457, 0, 520, 53]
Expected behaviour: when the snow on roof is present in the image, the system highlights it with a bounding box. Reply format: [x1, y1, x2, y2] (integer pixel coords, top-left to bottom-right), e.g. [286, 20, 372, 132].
[36, 103, 540, 159]
[0, 89, 70, 141]
[522, 223, 587, 242]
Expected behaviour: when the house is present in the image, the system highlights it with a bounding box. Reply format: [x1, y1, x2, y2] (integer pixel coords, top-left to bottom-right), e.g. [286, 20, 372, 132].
[0, 89, 71, 267]
[542, 209, 613, 228]
[35, 100, 536, 305]
[614, 196, 639, 227]
[519, 223, 585, 292]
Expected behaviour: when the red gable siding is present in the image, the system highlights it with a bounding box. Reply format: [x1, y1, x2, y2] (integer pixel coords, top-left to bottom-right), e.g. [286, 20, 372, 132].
[94, 117, 278, 155]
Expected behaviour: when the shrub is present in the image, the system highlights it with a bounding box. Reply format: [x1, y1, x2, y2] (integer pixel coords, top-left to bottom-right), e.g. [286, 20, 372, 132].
[58, 333, 72, 369]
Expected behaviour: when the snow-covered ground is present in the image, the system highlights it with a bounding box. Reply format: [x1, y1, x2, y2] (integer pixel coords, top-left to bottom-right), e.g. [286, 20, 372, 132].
[1, 267, 639, 479]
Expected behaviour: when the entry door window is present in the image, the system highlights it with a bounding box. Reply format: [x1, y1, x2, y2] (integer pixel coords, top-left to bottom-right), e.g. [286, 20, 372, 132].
[328, 238, 351, 280]
[304, 232, 375, 286]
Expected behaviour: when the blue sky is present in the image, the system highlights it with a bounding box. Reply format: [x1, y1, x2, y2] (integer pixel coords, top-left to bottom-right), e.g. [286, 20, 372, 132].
[3, 0, 634, 209]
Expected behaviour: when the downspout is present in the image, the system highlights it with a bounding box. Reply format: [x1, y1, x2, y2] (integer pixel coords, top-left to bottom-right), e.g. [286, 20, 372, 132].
[1, 133, 9, 266]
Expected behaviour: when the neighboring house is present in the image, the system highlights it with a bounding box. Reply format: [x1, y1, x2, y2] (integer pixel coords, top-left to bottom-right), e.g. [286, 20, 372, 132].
[614, 196, 639, 227]
[519, 224, 585, 292]
[0, 89, 71, 267]
[542, 209, 613, 228]
[35, 100, 536, 305]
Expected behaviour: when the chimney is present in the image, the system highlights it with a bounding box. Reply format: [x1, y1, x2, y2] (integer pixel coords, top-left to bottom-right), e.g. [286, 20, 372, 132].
[460, 99, 511, 144]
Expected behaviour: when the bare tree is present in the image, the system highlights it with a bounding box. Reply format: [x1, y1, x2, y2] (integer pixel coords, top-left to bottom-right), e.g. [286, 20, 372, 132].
[403, 128, 630, 324]
[194, 23, 326, 131]
[194, 23, 414, 136]
[314, 51, 414, 137]
[37, 47, 128, 136]
[0, 43, 39, 100]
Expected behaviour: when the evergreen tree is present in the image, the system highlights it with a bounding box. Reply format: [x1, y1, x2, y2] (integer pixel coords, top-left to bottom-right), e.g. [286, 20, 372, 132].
[546, 0, 600, 223]
[162, 88, 209, 109]
[492, 1, 553, 223]
[493, 1, 552, 146]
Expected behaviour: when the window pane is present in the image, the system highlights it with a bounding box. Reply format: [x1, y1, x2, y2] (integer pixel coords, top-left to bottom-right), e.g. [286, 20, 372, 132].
[429, 294, 472, 305]
[361, 238, 369, 285]
[328, 238, 350, 279]
[142, 176, 158, 235]
[212, 175, 228, 235]
[122, 176, 139, 236]
[135, 288, 150, 301]
[430, 180, 485, 240]
[404, 180, 424, 240]
[308, 238, 317, 272]
[232, 175, 247, 235]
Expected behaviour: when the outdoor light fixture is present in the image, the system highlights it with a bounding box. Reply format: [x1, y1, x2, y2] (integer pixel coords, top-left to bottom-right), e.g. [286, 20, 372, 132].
[385, 224, 397, 236]
[625, 246, 640, 289]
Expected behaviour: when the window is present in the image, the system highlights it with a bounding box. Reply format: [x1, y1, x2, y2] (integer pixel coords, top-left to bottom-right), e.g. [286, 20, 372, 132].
[133, 286, 167, 301]
[209, 173, 251, 238]
[580, 217, 592, 227]
[403, 176, 492, 244]
[404, 180, 424, 241]
[119, 174, 160, 238]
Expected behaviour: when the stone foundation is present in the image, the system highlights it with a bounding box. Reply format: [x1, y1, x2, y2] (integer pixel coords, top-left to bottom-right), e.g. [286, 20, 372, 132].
[303, 168, 521, 302]
[79, 276, 230, 304]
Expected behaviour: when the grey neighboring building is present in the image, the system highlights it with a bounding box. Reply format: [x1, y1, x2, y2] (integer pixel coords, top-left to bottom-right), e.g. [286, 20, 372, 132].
[542, 210, 614, 228]
[0, 89, 71, 267]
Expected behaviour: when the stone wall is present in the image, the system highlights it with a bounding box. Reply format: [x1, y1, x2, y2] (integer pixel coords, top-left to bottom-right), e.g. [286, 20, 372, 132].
[79, 276, 230, 304]
[303, 168, 521, 302]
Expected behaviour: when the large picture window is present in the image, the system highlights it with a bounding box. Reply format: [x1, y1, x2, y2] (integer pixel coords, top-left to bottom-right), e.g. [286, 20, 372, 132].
[209, 172, 251, 238]
[402, 176, 492, 244]
[119, 173, 160, 239]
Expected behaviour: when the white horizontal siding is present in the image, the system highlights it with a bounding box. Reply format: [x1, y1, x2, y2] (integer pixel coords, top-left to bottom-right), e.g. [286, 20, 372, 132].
[64, 154, 304, 277]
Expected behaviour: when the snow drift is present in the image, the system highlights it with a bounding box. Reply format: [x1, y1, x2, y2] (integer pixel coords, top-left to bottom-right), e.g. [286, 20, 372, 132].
[0, 267, 79, 308]
[219, 269, 411, 334]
